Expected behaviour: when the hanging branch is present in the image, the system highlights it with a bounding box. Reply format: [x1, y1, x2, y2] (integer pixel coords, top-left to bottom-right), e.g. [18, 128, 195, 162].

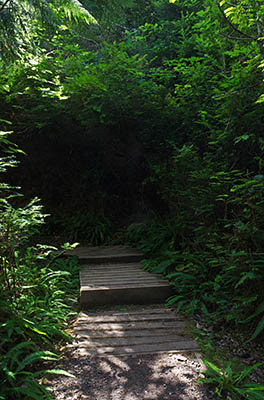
[220, 33, 253, 41]
[0, 0, 11, 13]
[215, 0, 257, 40]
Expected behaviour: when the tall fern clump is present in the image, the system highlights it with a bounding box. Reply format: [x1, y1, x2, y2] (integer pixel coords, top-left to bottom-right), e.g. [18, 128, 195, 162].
[0, 131, 79, 399]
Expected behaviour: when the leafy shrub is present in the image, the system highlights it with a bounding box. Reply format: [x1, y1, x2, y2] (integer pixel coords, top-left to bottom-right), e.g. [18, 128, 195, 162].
[0, 244, 79, 399]
[199, 359, 264, 400]
[128, 143, 264, 341]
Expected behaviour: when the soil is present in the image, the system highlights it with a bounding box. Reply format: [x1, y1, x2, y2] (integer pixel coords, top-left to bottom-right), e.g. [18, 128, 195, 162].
[47, 351, 211, 400]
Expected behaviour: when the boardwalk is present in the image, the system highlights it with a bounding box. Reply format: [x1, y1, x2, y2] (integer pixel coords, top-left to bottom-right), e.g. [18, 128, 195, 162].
[66, 246, 199, 356]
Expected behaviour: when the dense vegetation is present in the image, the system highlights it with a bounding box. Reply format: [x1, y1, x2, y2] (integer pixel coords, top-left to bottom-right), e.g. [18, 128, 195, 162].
[1, 0, 264, 398]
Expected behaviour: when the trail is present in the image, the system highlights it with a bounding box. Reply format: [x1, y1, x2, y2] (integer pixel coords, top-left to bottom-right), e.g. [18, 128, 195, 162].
[48, 246, 211, 399]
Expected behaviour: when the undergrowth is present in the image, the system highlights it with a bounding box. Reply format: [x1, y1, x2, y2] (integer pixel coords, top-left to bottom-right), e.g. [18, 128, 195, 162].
[42, 213, 112, 245]
[0, 245, 80, 399]
[0, 131, 80, 399]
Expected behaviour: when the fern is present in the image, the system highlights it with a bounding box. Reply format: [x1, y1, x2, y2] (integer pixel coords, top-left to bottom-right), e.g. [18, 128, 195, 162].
[63, 0, 97, 24]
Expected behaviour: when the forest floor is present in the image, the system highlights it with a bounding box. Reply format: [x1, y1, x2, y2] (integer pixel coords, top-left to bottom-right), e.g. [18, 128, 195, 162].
[47, 312, 264, 400]
[47, 350, 210, 400]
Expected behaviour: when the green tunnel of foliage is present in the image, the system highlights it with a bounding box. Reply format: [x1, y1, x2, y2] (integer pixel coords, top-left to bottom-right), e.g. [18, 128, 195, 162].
[1, 0, 264, 398]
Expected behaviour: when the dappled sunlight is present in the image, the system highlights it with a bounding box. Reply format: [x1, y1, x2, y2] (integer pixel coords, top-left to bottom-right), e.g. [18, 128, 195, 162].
[48, 352, 206, 400]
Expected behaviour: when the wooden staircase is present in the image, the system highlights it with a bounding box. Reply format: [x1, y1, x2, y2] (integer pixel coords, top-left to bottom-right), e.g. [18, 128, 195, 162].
[66, 246, 199, 356]
[68, 245, 172, 308]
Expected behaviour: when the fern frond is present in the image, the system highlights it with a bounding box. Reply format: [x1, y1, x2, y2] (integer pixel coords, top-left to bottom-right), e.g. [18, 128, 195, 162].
[63, 0, 97, 24]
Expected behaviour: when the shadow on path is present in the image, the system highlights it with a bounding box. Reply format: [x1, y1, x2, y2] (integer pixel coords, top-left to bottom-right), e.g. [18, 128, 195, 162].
[49, 351, 210, 400]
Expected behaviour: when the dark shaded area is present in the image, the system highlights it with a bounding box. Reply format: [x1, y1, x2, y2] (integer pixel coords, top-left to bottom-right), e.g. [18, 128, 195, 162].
[7, 123, 162, 224]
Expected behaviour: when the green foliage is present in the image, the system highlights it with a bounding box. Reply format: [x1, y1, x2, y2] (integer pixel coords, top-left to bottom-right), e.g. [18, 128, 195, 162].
[45, 213, 113, 244]
[1, 0, 264, 382]
[61, 41, 168, 131]
[124, 219, 179, 253]
[0, 0, 97, 59]
[129, 142, 264, 341]
[198, 359, 264, 399]
[0, 242, 79, 398]
[0, 130, 78, 398]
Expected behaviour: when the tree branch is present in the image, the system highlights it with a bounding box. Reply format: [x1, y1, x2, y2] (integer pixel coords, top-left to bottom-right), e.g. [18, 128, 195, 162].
[215, 0, 257, 40]
[0, 0, 12, 13]
[220, 33, 253, 41]
[213, 84, 260, 99]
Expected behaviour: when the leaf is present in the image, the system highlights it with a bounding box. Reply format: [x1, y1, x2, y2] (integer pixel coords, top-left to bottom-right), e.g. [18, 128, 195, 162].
[7, 342, 35, 369]
[2, 367, 15, 382]
[152, 260, 172, 273]
[15, 351, 58, 372]
[7, 385, 51, 400]
[202, 359, 222, 375]
[41, 369, 75, 378]
[248, 315, 264, 342]
[63, 0, 97, 24]
[241, 301, 264, 323]
[243, 383, 264, 391]
[238, 363, 263, 382]
[256, 94, 264, 104]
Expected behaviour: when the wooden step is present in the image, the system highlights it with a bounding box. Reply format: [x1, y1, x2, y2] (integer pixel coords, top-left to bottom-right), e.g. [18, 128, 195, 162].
[76, 341, 198, 356]
[64, 245, 144, 264]
[79, 262, 172, 307]
[71, 307, 198, 356]
[73, 327, 186, 338]
[77, 313, 185, 323]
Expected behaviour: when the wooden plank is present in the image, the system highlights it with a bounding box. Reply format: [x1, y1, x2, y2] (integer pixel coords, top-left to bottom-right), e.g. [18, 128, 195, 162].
[80, 272, 160, 278]
[80, 286, 172, 307]
[80, 275, 166, 282]
[73, 326, 186, 337]
[80, 268, 155, 278]
[72, 334, 192, 347]
[80, 282, 170, 290]
[80, 265, 146, 272]
[76, 314, 184, 323]
[65, 246, 143, 257]
[79, 308, 175, 317]
[80, 280, 168, 287]
[80, 270, 149, 275]
[78, 348, 199, 357]
[74, 320, 186, 331]
[76, 340, 199, 356]
[81, 262, 145, 268]
[69, 246, 144, 264]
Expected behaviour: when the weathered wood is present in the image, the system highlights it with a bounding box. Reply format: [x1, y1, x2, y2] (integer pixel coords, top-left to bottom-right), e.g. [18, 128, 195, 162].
[79, 308, 175, 317]
[80, 286, 172, 307]
[74, 320, 188, 331]
[79, 271, 156, 277]
[65, 246, 144, 264]
[80, 277, 167, 284]
[79, 259, 171, 306]
[80, 282, 169, 288]
[80, 264, 147, 272]
[76, 313, 185, 323]
[69, 246, 199, 356]
[72, 335, 192, 347]
[73, 327, 186, 338]
[76, 341, 199, 356]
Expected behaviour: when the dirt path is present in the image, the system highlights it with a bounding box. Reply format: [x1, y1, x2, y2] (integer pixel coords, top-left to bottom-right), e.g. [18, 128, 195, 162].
[48, 351, 211, 400]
